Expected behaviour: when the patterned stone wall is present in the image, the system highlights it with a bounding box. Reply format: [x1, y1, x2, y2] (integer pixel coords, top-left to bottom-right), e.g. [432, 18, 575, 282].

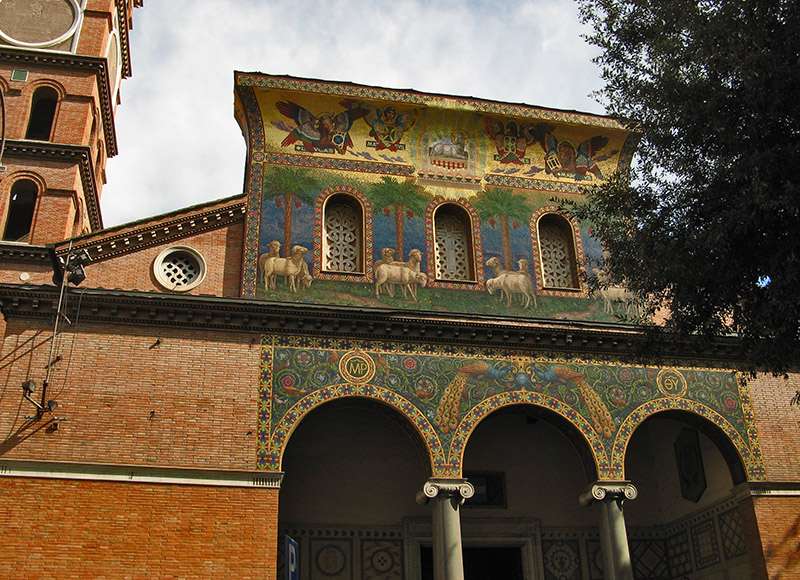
[278, 498, 748, 580]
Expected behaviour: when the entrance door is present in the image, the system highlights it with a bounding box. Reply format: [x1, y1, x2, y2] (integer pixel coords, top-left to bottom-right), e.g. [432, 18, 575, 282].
[420, 546, 524, 580]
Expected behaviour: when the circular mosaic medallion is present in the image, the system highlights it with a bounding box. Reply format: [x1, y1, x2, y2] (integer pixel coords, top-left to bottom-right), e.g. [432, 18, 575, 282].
[338, 351, 376, 384]
[657, 368, 688, 398]
[316, 545, 346, 576]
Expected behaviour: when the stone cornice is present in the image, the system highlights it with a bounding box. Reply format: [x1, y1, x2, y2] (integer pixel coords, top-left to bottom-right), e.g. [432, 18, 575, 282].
[4, 141, 102, 231]
[0, 242, 50, 264]
[52, 200, 247, 263]
[0, 284, 747, 366]
[115, 0, 139, 79]
[0, 47, 118, 157]
[745, 481, 800, 497]
[0, 458, 282, 488]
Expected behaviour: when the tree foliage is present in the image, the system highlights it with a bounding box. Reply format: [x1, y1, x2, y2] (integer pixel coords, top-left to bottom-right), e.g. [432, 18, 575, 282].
[575, 0, 800, 372]
[262, 165, 320, 257]
[369, 176, 430, 261]
[473, 187, 534, 269]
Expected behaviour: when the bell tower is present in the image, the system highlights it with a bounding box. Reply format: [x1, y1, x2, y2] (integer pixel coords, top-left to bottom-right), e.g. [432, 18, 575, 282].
[0, 0, 140, 245]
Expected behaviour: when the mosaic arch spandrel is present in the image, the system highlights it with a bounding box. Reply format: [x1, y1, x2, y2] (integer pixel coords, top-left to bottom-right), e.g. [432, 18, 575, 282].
[257, 335, 765, 480]
[257, 336, 443, 472]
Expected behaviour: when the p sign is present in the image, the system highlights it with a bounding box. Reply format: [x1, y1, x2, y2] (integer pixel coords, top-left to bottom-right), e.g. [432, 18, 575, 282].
[286, 535, 299, 580]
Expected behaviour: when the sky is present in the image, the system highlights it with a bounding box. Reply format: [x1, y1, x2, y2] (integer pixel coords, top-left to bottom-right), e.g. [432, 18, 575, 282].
[101, 0, 605, 228]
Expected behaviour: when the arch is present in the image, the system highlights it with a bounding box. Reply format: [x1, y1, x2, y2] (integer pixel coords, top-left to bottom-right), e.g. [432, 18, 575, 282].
[3, 178, 40, 242]
[259, 383, 443, 474]
[614, 401, 757, 483]
[105, 29, 122, 97]
[448, 391, 607, 480]
[25, 85, 59, 141]
[530, 206, 589, 298]
[313, 185, 374, 282]
[425, 197, 484, 289]
[95, 139, 105, 185]
[277, 396, 433, 578]
[462, 403, 599, 484]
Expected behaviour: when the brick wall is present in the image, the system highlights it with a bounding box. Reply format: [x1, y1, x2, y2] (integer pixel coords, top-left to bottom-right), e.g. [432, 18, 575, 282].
[752, 496, 800, 580]
[747, 373, 800, 481]
[83, 220, 244, 297]
[80, 1, 117, 57]
[0, 478, 279, 580]
[0, 320, 260, 470]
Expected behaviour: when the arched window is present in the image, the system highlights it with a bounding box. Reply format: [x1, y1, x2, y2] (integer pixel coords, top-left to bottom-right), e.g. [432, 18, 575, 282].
[3, 180, 38, 242]
[322, 193, 364, 274]
[25, 87, 58, 141]
[537, 213, 579, 289]
[433, 203, 475, 282]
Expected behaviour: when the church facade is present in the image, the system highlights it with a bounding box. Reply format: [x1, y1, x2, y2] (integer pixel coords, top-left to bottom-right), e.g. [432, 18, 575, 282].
[0, 3, 798, 580]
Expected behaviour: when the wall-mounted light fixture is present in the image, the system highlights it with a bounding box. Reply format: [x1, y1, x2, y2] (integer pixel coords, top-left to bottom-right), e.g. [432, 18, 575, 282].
[50, 247, 91, 287]
[22, 379, 58, 417]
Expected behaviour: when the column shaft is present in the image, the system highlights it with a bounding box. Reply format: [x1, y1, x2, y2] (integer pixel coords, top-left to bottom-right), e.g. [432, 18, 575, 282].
[432, 493, 465, 580]
[419, 478, 474, 580]
[580, 481, 637, 580]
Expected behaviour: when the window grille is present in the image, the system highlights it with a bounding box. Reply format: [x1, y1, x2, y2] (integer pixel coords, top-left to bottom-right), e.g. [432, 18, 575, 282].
[323, 196, 362, 273]
[434, 206, 473, 281]
[538, 215, 578, 289]
[153, 246, 206, 292]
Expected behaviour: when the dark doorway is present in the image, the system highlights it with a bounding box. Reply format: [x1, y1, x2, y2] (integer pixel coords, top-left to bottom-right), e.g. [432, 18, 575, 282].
[421, 546, 524, 580]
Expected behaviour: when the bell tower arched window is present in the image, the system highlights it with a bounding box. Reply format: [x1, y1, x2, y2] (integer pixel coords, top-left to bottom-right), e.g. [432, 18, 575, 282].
[3, 179, 38, 242]
[26, 87, 58, 141]
[433, 203, 475, 282]
[322, 193, 364, 274]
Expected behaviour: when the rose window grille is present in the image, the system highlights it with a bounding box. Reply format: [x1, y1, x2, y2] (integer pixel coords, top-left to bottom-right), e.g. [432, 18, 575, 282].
[434, 213, 470, 281]
[323, 202, 361, 273]
[161, 252, 199, 286]
[539, 220, 577, 288]
[153, 247, 206, 292]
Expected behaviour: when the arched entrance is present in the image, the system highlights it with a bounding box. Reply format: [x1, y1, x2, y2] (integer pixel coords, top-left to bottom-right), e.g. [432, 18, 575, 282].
[454, 405, 596, 580]
[279, 398, 430, 579]
[625, 412, 751, 579]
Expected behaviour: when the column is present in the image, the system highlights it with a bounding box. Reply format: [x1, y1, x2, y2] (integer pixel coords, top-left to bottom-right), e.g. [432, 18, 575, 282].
[417, 478, 474, 580]
[579, 481, 638, 580]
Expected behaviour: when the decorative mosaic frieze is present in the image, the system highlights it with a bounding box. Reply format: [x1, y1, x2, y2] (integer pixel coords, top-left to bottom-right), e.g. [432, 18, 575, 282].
[257, 335, 765, 481]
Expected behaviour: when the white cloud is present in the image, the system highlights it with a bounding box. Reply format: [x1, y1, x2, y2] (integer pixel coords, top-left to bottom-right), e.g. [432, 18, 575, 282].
[102, 0, 604, 227]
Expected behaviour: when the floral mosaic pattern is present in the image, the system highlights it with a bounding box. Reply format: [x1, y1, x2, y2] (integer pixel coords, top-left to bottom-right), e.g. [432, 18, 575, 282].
[257, 335, 765, 480]
[238, 85, 266, 299]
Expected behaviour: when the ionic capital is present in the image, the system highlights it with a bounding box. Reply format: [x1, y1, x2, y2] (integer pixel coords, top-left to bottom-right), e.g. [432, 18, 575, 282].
[579, 481, 638, 507]
[417, 478, 475, 505]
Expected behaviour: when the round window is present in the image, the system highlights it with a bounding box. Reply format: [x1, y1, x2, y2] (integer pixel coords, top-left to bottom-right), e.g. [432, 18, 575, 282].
[153, 246, 206, 292]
